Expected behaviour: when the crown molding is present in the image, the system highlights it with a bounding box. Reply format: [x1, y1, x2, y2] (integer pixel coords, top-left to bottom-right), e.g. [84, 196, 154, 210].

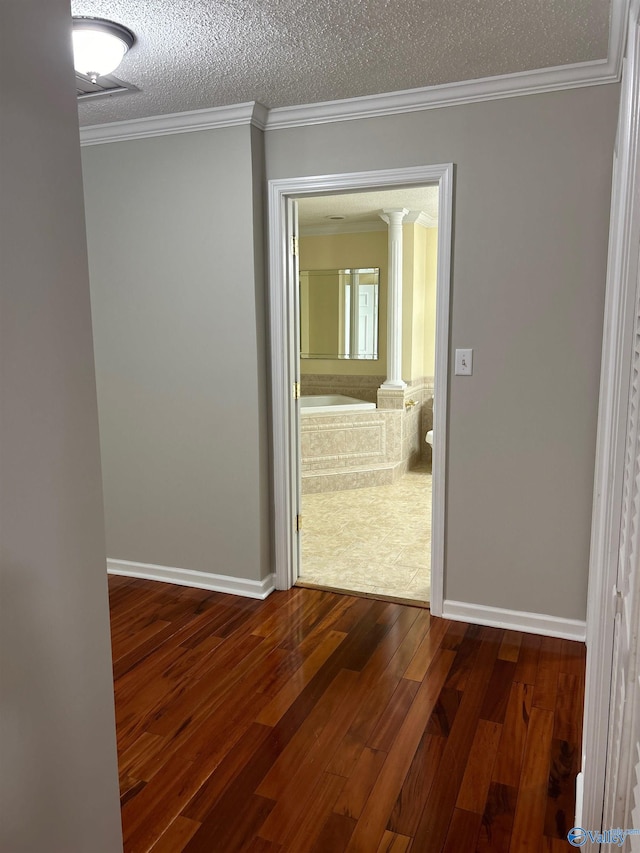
[79, 100, 267, 146]
[265, 60, 619, 130]
[79, 0, 626, 145]
[299, 209, 438, 235]
[266, 0, 626, 129]
[299, 220, 387, 236]
[405, 210, 438, 228]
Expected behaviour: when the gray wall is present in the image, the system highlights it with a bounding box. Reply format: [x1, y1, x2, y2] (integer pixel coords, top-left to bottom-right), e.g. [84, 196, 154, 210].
[82, 83, 618, 621]
[265, 85, 618, 620]
[82, 126, 270, 581]
[0, 1, 123, 850]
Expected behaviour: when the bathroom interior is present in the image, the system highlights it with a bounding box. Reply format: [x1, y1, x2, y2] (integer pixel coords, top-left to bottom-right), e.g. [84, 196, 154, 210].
[296, 186, 439, 604]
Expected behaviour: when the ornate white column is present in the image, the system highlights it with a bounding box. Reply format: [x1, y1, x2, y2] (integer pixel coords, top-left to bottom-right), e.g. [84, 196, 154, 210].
[380, 208, 408, 389]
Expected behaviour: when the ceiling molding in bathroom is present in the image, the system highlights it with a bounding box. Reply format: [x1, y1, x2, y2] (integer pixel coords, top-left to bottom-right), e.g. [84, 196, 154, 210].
[405, 211, 438, 228]
[299, 221, 388, 237]
[299, 210, 437, 237]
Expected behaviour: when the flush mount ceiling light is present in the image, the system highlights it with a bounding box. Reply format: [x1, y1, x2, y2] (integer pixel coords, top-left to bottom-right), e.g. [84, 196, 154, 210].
[72, 17, 135, 83]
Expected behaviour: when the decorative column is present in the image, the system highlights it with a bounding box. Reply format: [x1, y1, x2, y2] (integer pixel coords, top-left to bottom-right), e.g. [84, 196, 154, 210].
[380, 208, 408, 389]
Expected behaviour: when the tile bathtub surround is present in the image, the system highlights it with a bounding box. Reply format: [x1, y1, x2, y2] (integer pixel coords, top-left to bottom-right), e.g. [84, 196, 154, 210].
[300, 374, 385, 404]
[300, 409, 405, 493]
[302, 466, 397, 494]
[300, 378, 435, 493]
[299, 464, 432, 603]
[378, 379, 434, 467]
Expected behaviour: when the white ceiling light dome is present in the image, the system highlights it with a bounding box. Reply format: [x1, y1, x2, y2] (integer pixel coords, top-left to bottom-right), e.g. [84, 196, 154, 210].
[72, 17, 135, 83]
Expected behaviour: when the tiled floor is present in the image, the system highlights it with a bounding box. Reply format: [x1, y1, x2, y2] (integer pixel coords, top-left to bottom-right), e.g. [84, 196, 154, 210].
[298, 464, 432, 603]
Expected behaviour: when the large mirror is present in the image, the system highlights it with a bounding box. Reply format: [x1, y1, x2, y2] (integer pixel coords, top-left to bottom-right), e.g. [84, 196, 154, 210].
[299, 268, 380, 360]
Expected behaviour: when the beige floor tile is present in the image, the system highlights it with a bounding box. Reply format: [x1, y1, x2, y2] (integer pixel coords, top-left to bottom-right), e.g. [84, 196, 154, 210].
[299, 464, 432, 603]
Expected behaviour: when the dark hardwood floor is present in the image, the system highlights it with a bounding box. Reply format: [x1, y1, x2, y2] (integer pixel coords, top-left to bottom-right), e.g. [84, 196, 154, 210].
[109, 576, 585, 852]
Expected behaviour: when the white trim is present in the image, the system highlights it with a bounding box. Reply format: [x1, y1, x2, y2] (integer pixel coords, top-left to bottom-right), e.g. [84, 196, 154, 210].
[405, 211, 438, 229]
[442, 599, 587, 642]
[267, 184, 296, 592]
[575, 771, 585, 828]
[79, 1, 626, 146]
[107, 558, 275, 600]
[79, 101, 268, 146]
[264, 62, 617, 130]
[264, 0, 626, 131]
[582, 0, 640, 832]
[267, 164, 452, 617]
[429, 166, 453, 619]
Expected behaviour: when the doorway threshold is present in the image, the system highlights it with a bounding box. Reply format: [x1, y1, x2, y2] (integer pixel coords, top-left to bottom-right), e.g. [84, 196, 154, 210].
[295, 579, 430, 610]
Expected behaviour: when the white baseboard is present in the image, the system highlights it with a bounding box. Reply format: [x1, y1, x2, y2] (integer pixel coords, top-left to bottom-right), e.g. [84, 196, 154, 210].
[107, 558, 276, 600]
[442, 599, 586, 641]
[574, 770, 584, 828]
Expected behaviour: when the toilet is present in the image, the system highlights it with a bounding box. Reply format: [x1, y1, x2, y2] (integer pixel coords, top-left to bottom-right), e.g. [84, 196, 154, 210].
[426, 397, 434, 446]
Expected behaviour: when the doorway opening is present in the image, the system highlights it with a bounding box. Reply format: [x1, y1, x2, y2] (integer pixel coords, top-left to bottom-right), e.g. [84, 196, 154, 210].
[267, 164, 453, 617]
[295, 187, 438, 604]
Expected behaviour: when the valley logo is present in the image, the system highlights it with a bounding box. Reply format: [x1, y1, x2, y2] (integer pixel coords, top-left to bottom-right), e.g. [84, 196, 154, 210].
[568, 826, 640, 847]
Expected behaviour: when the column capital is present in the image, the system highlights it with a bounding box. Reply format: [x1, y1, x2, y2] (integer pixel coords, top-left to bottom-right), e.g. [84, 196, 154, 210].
[379, 207, 409, 226]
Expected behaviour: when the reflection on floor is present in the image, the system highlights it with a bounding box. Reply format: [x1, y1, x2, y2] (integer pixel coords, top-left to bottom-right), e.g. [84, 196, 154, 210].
[298, 464, 432, 603]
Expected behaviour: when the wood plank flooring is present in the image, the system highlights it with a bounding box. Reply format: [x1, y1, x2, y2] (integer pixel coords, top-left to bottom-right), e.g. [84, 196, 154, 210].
[109, 577, 585, 852]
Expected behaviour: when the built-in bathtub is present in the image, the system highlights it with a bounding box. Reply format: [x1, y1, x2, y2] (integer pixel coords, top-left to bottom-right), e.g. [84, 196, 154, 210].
[300, 395, 401, 493]
[299, 382, 433, 493]
[300, 394, 377, 414]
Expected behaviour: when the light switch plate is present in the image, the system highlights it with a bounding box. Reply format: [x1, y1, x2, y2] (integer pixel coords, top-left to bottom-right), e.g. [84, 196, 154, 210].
[455, 348, 473, 375]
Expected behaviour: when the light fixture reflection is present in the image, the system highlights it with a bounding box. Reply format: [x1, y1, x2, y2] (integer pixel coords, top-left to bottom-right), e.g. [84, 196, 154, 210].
[72, 17, 135, 83]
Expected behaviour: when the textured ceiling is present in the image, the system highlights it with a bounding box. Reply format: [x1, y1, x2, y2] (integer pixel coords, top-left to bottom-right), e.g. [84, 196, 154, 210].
[72, 0, 612, 126]
[298, 187, 440, 231]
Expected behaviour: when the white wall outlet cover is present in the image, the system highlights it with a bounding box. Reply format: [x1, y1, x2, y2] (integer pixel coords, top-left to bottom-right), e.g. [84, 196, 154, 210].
[455, 348, 473, 375]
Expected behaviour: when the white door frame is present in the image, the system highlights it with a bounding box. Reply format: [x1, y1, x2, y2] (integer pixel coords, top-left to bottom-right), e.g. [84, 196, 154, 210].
[267, 164, 454, 616]
[580, 0, 640, 831]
